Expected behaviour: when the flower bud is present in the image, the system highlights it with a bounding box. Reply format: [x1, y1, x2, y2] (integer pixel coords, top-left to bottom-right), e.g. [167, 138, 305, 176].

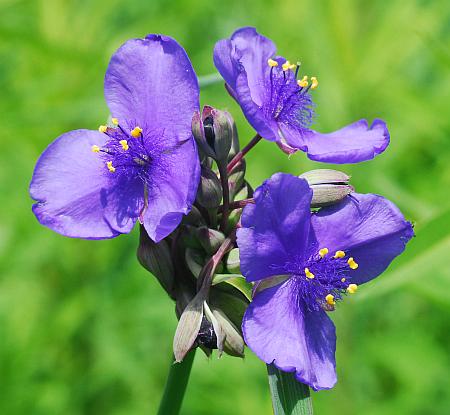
[196, 226, 226, 255]
[299, 169, 353, 208]
[226, 248, 240, 274]
[196, 166, 222, 209]
[192, 106, 233, 163]
[137, 226, 175, 298]
[173, 293, 204, 362]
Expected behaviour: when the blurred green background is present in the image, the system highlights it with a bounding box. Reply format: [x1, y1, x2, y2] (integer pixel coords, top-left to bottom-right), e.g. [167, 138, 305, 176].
[1, 0, 449, 413]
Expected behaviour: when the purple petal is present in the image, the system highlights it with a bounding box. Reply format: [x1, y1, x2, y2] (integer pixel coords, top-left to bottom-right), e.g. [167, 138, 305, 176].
[243, 279, 337, 391]
[237, 174, 312, 282]
[214, 27, 278, 140]
[30, 130, 143, 239]
[104, 34, 199, 142]
[281, 119, 390, 164]
[143, 139, 200, 242]
[310, 193, 414, 284]
[213, 38, 238, 92]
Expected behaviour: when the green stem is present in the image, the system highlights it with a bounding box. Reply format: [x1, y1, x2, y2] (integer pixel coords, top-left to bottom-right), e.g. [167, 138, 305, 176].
[157, 349, 196, 415]
[267, 364, 313, 415]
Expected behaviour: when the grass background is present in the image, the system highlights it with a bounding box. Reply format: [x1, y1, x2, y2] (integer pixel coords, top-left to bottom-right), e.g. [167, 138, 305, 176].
[1, 0, 449, 413]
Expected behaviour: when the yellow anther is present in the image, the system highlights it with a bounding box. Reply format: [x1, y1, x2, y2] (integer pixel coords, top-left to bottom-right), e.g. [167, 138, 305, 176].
[347, 257, 359, 270]
[341, 277, 346, 282]
[304, 267, 315, 279]
[289, 63, 296, 70]
[282, 60, 292, 71]
[334, 250, 345, 259]
[297, 75, 308, 88]
[310, 76, 319, 89]
[347, 283, 358, 294]
[106, 161, 116, 173]
[119, 139, 129, 150]
[111, 118, 119, 125]
[268, 58, 278, 67]
[91, 145, 100, 153]
[325, 294, 335, 306]
[98, 125, 108, 133]
[130, 126, 143, 138]
[319, 248, 329, 258]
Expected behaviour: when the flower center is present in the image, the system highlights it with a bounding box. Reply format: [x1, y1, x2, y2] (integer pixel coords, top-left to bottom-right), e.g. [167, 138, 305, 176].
[92, 120, 152, 183]
[284, 248, 359, 312]
[264, 58, 316, 134]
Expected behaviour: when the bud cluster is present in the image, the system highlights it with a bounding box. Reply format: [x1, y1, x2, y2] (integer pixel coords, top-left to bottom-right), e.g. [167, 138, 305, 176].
[137, 106, 355, 362]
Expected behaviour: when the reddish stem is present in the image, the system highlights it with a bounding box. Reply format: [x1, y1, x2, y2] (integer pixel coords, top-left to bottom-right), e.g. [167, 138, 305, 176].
[227, 134, 262, 174]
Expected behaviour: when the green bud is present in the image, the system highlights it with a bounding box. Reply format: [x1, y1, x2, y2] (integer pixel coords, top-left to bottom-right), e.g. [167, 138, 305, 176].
[173, 292, 205, 362]
[137, 226, 175, 298]
[192, 106, 233, 163]
[181, 205, 205, 226]
[226, 248, 240, 274]
[226, 112, 240, 161]
[178, 225, 202, 250]
[212, 307, 245, 358]
[228, 161, 246, 200]
[185, 248, 205, 278]
[196, 226, 226, 255]
[196, 166, 222, 209]
[299, 169, 353, 208]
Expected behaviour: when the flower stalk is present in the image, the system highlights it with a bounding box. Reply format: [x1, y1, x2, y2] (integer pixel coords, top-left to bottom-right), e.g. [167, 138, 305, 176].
[227, 134, 262, 174]
[157, 349, 196, 415]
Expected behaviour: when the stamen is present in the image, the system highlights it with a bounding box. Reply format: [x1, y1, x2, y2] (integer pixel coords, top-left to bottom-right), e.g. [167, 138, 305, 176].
[319, 248, 329, 258]
[347, 257, 359, 269]
[304, 267, 315, 279]
[282, 60, 292, 71]
[268, 58, 278, 67]
[130, 126, 143, 138]
[111, 118, 119, 125]
[325, 294, 335, 306]
[119, 139, 129, 150]
[311, 76, 319, 89]
[341, 277, 346, 282]
[98, 125, 108, 133]
[334, 250, 345, 259]
[295, 62, 301, 78]
[297, 75, 308, 88]
[347, 283, 358, 294]
[91, 145, 100, 153]
[106, 161, 116, 173]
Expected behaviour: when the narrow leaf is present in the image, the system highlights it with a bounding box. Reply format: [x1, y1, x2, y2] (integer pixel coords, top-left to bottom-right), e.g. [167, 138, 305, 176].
[267, 364, 313, 415]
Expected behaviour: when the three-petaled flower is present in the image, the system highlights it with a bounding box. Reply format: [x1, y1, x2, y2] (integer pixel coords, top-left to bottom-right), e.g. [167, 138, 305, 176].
[237, 173, 413, 390]
[30, 35, 200, 242]
[214, 27, 390, 163]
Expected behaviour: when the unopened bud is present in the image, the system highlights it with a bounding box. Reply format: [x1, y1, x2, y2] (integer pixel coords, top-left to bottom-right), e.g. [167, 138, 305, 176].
[185, 248, 205, 278]
[299, 169, 353, 208]
[212, 307, 245, 357]
[173, 293, 204, 362]
[226, 248, 240, 274]
[182, 205, 205, 226]
[228, 162, 246, 200]
[196, 227, 226, 255]
[192, 106, 233, 163]
[137, 226, 175, 298]
[196, 166, 222, 209]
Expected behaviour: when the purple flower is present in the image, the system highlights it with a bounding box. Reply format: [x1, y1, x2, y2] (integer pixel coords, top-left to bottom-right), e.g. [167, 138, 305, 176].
[214, 27, 390, 163]
[30, 35, 200, 242]
[237, 173, 413, 390]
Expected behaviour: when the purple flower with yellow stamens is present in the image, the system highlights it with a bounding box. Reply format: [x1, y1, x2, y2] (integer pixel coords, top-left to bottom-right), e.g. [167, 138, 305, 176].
[214, 27, 390, 163]
[237, 173, 413, 390]
[30, 35, 200, 242]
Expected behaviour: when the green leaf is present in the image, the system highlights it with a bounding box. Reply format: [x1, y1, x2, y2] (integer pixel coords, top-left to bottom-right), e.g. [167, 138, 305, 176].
[212, 274, 252, 301]
[267, 365, 313, 415]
